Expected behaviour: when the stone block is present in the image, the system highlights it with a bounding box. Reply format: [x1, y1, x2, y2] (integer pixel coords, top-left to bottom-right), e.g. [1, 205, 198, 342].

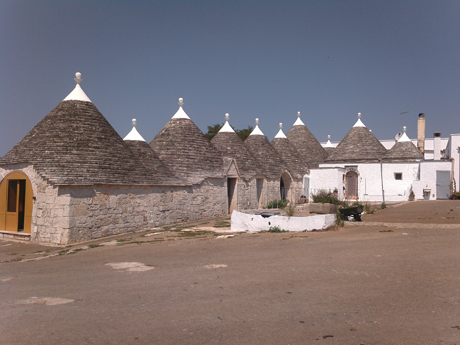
[71, 205, 88, 217]
[56, 196, 71, 205]
[309, 203, 338, 214]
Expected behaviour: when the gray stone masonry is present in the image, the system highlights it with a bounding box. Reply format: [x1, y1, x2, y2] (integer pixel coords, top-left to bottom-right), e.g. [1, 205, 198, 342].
[1, 166, 228, 245]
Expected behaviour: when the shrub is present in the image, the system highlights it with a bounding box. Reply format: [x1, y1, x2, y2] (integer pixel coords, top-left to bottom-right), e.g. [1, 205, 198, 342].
[285, 203, 296, 216]
[268, 225, 286, 233]
[335, 211, 344, 227]
[311, 189, 342, 205]
[364, 203, 375, 214]
[381, 202, 387, 209]
[351, 201, 363, 208]
[267, 199, 288, 209]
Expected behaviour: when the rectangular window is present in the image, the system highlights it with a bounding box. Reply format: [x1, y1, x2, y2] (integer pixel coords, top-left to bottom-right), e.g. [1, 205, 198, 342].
[7, 180, 17, 212]
[394, 173, 403, 180]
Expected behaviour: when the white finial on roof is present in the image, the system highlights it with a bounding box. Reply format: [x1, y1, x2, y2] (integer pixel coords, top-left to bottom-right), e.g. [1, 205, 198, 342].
[353, 112, 366, 127]
[172, 97, 190, 119]
[74, 72, 82, 84]
[328, 134, 331, 140]
[398, 125, 411, 142]
[219, 112, 235, 133]
[293, 111, 305, 126]
[250, 117, 264, 136]
[324, 134, 334, 147]
[63, 72, 92, 102]
[274, 122, 287, 139]
[123, 118, 146, 141]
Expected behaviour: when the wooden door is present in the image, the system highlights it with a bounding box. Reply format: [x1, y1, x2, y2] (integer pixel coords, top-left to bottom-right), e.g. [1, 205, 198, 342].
[0, 172, 33, 233]
[346, 171, 358, 200]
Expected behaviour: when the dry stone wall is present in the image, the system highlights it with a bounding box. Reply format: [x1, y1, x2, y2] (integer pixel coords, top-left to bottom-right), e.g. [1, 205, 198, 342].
[233, 177, 304, 211]
[1, 166, 227, 245]
[61, 178, 228, 244]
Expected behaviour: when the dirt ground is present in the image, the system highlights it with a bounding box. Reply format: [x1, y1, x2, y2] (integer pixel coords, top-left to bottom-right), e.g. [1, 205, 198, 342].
[1, 200, 460, 345]
[362, 200, 460, 224]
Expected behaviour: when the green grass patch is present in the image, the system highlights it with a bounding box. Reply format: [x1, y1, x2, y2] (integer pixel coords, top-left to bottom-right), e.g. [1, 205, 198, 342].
[88, 244, 101, 248]
[214, 220, 231, 228]
[116, 238, 132, 242]
[163, 225, 190, 232]
[178, 230, 214, 237]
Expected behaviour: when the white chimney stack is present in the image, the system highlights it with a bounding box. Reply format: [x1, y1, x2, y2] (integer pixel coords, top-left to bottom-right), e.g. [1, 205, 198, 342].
[433, 132, 441, 160]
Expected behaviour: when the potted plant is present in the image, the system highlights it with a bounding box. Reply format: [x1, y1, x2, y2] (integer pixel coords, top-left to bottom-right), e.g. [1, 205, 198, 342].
[409, 186, 415, 201]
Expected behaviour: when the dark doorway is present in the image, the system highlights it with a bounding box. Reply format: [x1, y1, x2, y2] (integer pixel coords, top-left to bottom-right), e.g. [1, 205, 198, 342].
[227, 178, 237, 214]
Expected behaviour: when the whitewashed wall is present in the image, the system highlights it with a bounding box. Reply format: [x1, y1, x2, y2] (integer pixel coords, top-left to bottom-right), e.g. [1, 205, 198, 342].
[316, 162, 427, 202]
[445, 134, 460, 191]
[412, 161, 452, 200]
[308, 168, 346, 200]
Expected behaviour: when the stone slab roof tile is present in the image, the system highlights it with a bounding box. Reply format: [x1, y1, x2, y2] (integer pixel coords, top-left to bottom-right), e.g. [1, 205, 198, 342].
[212, 131, 263, 180]
[124, 140, 185, 185]
[383, 141, 424, 161]
[244, 135, 288, 179]
[271, 137, 309, 179]
[150, 118, 224, 184]
[326, 126, 387, 163]
[0, 100, 178, 186]
[286, 125, 328, 166]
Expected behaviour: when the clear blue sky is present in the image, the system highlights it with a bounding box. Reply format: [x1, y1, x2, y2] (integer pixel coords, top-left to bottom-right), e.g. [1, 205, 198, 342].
[1, 0, 459, 157]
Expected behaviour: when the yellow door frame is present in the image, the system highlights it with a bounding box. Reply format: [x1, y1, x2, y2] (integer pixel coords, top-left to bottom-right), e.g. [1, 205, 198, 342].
[0, 171, 33, 233]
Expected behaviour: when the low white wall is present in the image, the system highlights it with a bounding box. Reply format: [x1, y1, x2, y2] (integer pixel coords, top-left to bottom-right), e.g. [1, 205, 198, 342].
[231, 211, 336, 232]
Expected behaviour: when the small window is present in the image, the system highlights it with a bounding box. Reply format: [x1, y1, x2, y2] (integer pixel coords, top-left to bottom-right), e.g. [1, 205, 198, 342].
[394, 173, 402, 180]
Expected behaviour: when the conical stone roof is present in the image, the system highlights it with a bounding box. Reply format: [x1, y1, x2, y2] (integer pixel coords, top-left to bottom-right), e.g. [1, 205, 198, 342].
[326, 113, 387, 163]
[211, 114, 262, 180]
[286, 112, 328, 167]
[271, 123, 309, 179]
[323, 135, 335, 156]
[244, 119, 288, 179]
[123, 120, 185, 185]
[383, 127, 423, 162]
[0, 74, 177, 186]
[149, 99, 224, 185]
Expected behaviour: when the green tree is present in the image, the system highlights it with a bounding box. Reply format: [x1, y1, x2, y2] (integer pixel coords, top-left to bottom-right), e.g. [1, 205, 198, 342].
[205, 124, 253, 141]
[205, 123, 223, 141]
[235, 126, 253, 141]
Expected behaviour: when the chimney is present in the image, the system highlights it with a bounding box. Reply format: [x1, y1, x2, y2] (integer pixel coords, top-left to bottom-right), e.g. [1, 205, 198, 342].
[417, 113, 425, 153]
[434, 132, 441, 160]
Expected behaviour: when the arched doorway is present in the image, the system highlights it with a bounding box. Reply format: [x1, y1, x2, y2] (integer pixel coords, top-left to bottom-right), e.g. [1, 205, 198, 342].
[0, 171, 34, 233]
[280, 172, 292, 201]
[345, 170, 358, 200]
